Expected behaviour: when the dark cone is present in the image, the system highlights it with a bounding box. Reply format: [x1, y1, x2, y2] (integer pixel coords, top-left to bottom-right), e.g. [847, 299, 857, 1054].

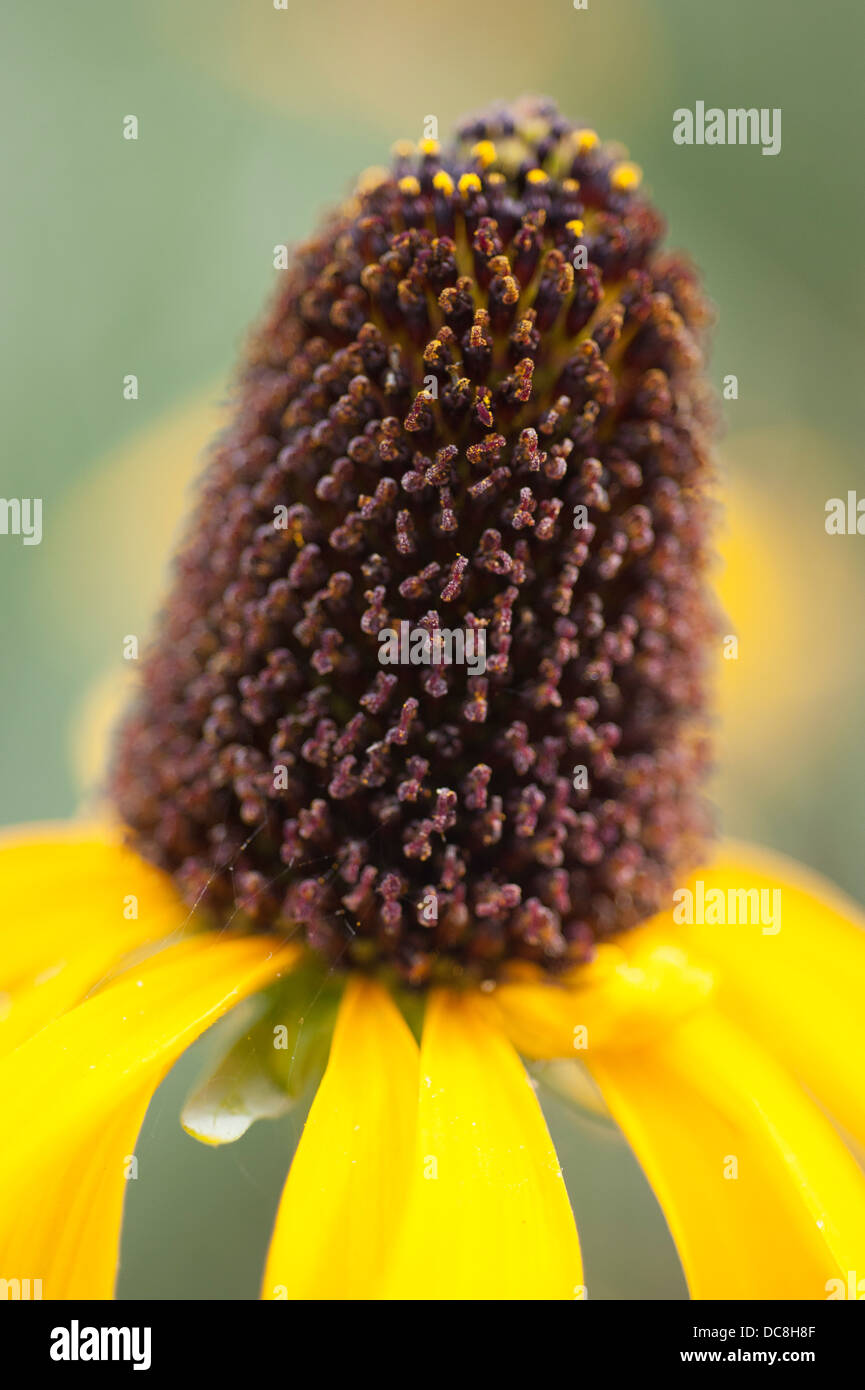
[112, 97, 716, 986]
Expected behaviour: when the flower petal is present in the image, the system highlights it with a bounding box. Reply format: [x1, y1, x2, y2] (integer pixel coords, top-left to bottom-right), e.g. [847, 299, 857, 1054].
[492, 937, 713, 1059]
[262, 977, 418, 1299]
[384, 990, 583, 1300]
[0, 933, 298, 1298]
[0, 824, 186, 1050]
[587, 1007, 865, 1299]
[676, 844, 865, 1150]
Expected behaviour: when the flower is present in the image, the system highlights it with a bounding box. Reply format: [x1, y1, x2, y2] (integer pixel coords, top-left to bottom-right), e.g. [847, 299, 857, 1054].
[2, 97, 864, 1302]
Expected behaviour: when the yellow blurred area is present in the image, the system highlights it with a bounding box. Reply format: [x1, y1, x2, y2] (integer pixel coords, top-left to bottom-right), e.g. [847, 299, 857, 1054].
[715, 428, 860, 765]
[40, 389, 227, 649]
[34, 388, 229, 801]
[140, 0, 665, 140]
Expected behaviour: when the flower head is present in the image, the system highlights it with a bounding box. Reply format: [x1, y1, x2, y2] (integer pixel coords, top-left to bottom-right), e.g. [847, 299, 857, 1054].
[112, 96, 715, 986]
[3, 100, 864, 1307]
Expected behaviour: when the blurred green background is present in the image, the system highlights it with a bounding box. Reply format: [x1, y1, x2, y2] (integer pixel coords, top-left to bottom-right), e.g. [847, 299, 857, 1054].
[2, 0, 862, 1299]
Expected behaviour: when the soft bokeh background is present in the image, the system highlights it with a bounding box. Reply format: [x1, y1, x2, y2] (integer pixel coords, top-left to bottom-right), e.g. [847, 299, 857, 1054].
[2, 0, 862, 1298]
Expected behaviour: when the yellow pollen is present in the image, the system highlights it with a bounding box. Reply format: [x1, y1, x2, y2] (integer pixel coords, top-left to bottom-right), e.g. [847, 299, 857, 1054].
[562, 177, 581, 193]
[574, 128, 599, 152]
[471, 139, 498, 168]
[566, 218, 585, 237]
[419, 137, 440, 156]
[356, 166, 389, 193]
[398, 175, 421, 196]
[526, 168, 549, 185]
[486, 171, 506, 185]
[432, 170, 455, 195]
[610, 160, 643, 190]
[458, 172, 482, 196]
[520, 117, 550, 146]
[392, 139, 415, 159]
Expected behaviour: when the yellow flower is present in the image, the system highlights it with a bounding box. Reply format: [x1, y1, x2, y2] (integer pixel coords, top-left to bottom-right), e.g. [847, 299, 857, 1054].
[1, 828, 864, 1299]
[3, 99, 864, 1303]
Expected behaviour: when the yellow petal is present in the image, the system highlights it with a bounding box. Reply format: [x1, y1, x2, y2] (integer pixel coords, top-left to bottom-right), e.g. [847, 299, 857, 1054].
[587, 1007, 865, 1299]
[674, 844, 865, 1151]
[0, 823, 187, 1051]
[0, 933, 298, 1298]
[384, 990, 582, 1300]
[492, 937, 713, 1059]
[262, 977, 418, 1299]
